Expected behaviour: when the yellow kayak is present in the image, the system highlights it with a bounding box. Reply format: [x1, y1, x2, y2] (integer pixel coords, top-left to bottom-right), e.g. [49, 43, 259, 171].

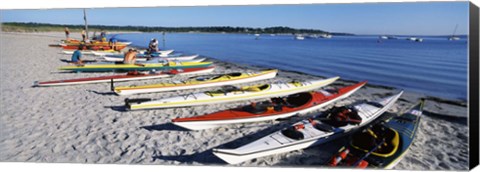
[59, 61, 213, 72]
[114, 69, 278, 95]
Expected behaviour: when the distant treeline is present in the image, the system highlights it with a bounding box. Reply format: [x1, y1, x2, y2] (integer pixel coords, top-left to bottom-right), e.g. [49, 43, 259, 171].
[1, 22, 353, 35]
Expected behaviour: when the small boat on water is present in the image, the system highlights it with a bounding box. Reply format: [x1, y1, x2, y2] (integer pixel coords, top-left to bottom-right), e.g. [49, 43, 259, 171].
[379, 36, 389, 40]
[407, 37, 423, 42]
[320, 34, 333, 39]
[295, 35, 305, 40]
[448, 24, 461, 41]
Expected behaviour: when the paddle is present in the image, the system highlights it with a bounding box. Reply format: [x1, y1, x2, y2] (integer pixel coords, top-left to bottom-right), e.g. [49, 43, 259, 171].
[351, 138, 386, 167]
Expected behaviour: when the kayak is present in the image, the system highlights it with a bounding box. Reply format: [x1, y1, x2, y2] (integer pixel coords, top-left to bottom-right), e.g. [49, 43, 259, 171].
[58, 61, 213, 72]
[212, 91, 403, 164]
[171, 81, 367, 130]
[33, 67, 215, 87]
[61, 39, 132, 45]
[101, 57, 205, 63]
[327, 100, 424, 169]
[60, 42, 131, 47]
[62, 50, 120, 55]
[61, 44, 127, 51]
[91, 49, 174, 56]
[125, 76, 340, 110]
[102, 54, 200, 62]
[114, 69, 278, 96]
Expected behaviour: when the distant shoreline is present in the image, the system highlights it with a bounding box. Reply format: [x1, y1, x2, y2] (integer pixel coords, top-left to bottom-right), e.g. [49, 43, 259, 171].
[1, 22, 353, 35]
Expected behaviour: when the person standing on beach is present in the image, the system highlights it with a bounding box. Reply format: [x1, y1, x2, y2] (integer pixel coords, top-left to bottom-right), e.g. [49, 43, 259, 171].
[109, 37, 118, 51]
[64, 27, 70, 40]
[71, 45, 85, 65]
[147, 38, 159, 54]
[123, 49, 138, 64]
[81, 29, 87, 41]
[100, 30, 107, 42]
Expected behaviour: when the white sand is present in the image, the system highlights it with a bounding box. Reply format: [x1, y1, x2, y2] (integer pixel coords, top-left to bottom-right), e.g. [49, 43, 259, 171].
[0, 32, 469, 170]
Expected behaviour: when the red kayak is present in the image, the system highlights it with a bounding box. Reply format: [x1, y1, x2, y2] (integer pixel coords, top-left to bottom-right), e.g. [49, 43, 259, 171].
[61, 44, 128, 51]
[33, 66, 215, 87]
[172, 81, 367, 130]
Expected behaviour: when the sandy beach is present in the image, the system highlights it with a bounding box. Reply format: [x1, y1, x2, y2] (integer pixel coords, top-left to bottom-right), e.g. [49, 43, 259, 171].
[0, 32, 469, 170]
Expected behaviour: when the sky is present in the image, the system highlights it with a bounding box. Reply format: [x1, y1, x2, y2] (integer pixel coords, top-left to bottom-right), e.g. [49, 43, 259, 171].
[0, 1, 470, 35]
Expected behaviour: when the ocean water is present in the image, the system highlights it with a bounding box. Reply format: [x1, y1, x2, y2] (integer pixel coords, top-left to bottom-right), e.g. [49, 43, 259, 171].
[115, 33, 468, 101]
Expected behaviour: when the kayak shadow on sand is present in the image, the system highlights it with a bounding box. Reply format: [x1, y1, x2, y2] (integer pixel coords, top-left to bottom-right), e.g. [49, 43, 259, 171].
[151, 148, 225, 165]
[105, 105, 129, 112]
[87, 90, 117, 96]
[149, 116, 309, 164]
[140, 123, 190, 132]
[273, 137, 350, 167]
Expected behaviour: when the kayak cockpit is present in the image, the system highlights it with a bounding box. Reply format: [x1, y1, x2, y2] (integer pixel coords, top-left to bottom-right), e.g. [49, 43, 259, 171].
[197, 72, 243, 81]
[281, 124, 306, 140]
[320, 106, 362, 127]
[241, 92, 313, 114]
[241, 84, 271, 92]
[350, 125, 400, 157]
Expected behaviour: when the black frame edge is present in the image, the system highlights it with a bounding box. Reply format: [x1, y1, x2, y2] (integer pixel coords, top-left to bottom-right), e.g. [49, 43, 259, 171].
[469, 1, 480, 170]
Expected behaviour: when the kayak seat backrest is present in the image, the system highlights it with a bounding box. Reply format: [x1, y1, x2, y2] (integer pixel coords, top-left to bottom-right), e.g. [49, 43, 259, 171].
[242, 101, 273, 114]
[227, 73, 242, 77]
[243, 84, 270, 92]
[322, 106, 362, 127]
[290, 81, 304, 87]
[350, 125, 400, 158]
[281, 127, 304, 140]
[205, 85, 240, 97]
[313, 123, 335, 132]
[285, 92, 313, 107]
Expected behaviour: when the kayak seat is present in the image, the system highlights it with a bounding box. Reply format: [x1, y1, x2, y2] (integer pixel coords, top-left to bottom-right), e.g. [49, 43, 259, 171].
[243, 84, 270, 92]
[350, 125, 400, 158]
[313, 123, 335, 132]
[227, 72, 242, 77]
[281, 127, 304, 140]
[290, 81, 304, 87]
[285, 92, 313, 108]
[206, 86, 240, 97]
[322, 106, 362, 127]
[242, 101, 273, 114]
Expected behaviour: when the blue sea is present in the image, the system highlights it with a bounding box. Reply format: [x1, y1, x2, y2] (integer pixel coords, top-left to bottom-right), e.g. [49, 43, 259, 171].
[114, 33, 468, 101]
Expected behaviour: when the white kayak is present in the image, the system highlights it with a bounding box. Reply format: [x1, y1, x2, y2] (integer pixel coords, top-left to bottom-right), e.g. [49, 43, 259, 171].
[33, 67, 215, 87]
[91, 49, 175, 56]
[62, 50, 96, 55]
[115, 70, 278, 96]
[102, 54, 200, 62]
[126, 76, 340, 110]
[212, 91, 403, 164]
